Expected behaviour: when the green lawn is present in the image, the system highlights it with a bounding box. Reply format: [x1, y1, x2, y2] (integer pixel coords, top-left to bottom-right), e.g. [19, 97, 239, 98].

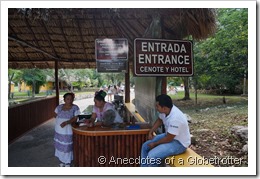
[168, 91, 247, 111]
[9, 90, 95, 105]
[10, 90, 246, 108]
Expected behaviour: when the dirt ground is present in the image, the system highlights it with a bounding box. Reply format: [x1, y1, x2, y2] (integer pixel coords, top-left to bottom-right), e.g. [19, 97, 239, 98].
[172, 96, 248, 167]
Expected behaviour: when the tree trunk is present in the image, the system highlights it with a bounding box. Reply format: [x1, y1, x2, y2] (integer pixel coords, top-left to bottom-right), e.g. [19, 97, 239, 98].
[8, 73, 14, 99]
[61, 68, 73, 92]
[18, 82, 21, 92]
[32, 81, 36, 98]
[35, 82, 40, 94]
[8, 82, 11, 99]
[182, 77, 191, 100]
[194, 78, 198, 105]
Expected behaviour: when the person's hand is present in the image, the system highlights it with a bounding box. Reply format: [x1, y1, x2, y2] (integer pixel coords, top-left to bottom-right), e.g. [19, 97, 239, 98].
[85, 120, 91, 124]
[85, 120, 94, 127]
[60, 121, 68, 128]
[87, 122, 94, 127]
[148, 142, 156, 149]
[148, 131, 154, 140]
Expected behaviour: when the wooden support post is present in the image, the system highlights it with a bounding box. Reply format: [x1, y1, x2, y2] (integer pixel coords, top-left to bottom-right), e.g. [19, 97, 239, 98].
[125, 60, 130, 103]
[161, 77, 167, 94]
[55, 59, 59, 106]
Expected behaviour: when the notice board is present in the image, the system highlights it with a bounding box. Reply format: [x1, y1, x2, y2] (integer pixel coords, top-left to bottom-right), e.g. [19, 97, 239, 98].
[95, 38, 128, 73]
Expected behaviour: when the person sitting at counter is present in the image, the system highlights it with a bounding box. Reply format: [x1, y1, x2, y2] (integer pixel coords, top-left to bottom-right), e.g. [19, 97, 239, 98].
[140, 94, 191, 167]
[85, 90, 123, 127]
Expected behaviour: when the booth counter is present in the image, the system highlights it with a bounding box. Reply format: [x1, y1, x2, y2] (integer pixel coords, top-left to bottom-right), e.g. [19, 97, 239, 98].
[72, 122, 150, 167]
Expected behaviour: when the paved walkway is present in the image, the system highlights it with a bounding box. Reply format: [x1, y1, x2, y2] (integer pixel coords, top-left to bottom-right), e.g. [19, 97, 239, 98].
[8, 97, 94, 167]
[8, 91, 135, 167]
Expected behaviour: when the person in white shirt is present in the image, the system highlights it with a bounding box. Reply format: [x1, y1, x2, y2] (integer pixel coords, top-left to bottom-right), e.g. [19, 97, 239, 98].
[140, 94, 191, 167]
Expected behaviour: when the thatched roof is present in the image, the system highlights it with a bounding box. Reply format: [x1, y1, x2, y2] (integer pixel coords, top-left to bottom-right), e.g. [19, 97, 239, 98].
[8, 8, 217, 69]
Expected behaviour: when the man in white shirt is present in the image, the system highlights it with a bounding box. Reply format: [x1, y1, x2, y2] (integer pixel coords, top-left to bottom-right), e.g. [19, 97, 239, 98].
[140, 94, 191, 167]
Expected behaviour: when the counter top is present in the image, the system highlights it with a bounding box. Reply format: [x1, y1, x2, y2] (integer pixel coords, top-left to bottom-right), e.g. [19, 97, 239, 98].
[72, 122, 151, 136]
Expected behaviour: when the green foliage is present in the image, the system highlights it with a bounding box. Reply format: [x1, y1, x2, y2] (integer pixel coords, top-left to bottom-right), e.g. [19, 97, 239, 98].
[8, 69, 23, 84]
[193, 8, 248, 94]
[22, 68, 46, 95]
[59, 69, 102, 89]
[100, 72, 125, 86]
[71, 81, 85, 90]
[9, 68, 127, 94]
[167, 77, 183, 86]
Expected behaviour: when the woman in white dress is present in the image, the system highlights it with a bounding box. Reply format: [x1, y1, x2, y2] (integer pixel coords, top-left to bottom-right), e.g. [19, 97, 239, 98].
[54, 93, 80, 167]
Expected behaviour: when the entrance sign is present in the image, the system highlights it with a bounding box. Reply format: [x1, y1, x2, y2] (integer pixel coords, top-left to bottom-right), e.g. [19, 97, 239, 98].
[134, 38, 193, 76]
[95, 38, 128, 73]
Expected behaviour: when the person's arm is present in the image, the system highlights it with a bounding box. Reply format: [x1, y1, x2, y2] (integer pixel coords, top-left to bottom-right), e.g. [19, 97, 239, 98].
[84, 113, 97, 127]
[148, 118, 181, 149]
[93, 121, 103, 126]
[54, 106, 59, 118]
[60, 116, 78, 128]
[148, 118, 163, 140]
[148, 132, 176, 149]
[61, 105, 80, 127]
[89, 113, 97, 123]
[90, 112, 103, 127]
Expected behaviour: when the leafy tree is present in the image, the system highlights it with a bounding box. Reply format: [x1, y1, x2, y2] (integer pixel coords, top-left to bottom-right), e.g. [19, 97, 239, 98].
[167, 77, 182, 87]
[22, 68, 46, 97]
[86, 69, 102, 87]
[8, 69, 20, 99]
[100, 72, 125, 86]
[193, 8, 248, 94]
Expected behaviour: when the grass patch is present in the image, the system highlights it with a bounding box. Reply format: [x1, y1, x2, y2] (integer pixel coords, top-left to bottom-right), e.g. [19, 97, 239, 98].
[9, 90, 95, 106]
[169, 91, 247, 110]
[170, 93, 248, 167]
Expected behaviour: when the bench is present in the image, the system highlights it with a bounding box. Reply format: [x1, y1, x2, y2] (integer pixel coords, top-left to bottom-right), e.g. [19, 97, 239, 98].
[125, 102, 214, 167]
[166, 148, 214, 167]
[124, 102, 146, 123]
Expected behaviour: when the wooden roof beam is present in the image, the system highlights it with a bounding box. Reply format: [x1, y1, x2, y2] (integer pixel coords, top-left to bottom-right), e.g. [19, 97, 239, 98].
[120, 19, 142, 38]
[111, 19, 134, 60]
[8, 25, 30, 60]
[58, 16, 75, 67]
[9, 58, 96, 63]
[135, 19, 148, 31]
[25, 18, 44, 57]
[41, 20, 60, 59]
[75, 18, 89, 60]
[93, 9, 99, 39]
[8, 35, 59, 60]
[113, 20, 134, 52]
[25, 18, 45, 68]
[101, 19, 109, 37]
[41, 21, 59, 68]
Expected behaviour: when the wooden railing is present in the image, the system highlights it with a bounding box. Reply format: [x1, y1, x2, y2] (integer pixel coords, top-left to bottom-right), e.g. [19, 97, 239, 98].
[8, 96, 56, 143]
